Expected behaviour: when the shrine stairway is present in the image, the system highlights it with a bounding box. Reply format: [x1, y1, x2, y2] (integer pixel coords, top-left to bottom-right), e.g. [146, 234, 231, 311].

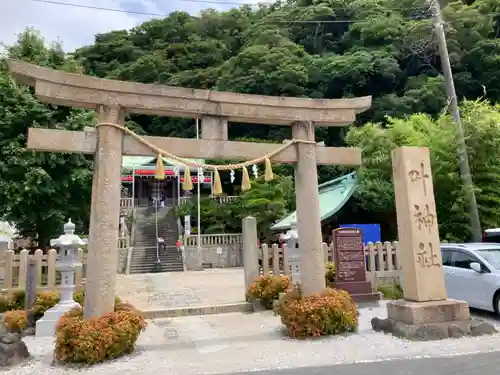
[129, 205, 183, 273]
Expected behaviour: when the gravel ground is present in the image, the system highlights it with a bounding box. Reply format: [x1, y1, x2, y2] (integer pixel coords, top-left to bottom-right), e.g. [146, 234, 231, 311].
[9, 302, 500, 375]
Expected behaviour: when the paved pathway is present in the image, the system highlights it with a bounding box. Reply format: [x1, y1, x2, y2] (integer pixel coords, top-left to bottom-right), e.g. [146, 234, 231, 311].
[115, 268, 246, 310]
[15, 304, 500, 375]
[224, 352, 500, 375]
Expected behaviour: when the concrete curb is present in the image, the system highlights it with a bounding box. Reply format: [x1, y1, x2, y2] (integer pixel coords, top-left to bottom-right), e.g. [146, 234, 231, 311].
[140, 302, 253, 319]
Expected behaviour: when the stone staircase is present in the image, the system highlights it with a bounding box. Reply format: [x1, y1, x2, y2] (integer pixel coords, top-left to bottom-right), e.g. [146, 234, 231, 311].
[129, 204, 183, 274]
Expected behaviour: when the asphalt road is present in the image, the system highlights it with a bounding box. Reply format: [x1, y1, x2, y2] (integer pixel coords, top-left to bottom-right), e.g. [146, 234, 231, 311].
[226, 352, 500, 375]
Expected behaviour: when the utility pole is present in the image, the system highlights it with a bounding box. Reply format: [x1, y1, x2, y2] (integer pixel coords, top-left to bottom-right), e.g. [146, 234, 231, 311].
[428, 0, 482, 241]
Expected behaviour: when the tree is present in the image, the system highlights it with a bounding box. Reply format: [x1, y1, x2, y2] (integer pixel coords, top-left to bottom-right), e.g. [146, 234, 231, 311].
[0, 30, 93, 246]
[69, 0, 500, 150]
[176, 175, 294, 239]
[344, 100, 500, 241]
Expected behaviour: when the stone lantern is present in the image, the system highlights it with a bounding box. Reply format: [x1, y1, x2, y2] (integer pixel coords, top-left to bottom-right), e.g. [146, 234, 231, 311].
[36, 219, 86, 337]
[282, 219, 300, 284]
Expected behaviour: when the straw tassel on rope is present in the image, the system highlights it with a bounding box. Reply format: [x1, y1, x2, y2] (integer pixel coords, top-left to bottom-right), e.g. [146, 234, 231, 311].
[264, 157, 274, 182]
[155, 154, 165, 180]
[241, 166, 251, 191]
[183, 165, 193, 191]
[213, 169, 223, 195]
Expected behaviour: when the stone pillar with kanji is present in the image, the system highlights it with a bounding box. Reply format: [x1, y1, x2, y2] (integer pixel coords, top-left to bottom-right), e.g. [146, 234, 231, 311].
[371, 147, 496, 340]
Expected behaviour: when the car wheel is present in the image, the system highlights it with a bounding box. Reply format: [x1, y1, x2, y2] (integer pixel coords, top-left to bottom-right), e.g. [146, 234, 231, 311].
[493, 291, 500, 316]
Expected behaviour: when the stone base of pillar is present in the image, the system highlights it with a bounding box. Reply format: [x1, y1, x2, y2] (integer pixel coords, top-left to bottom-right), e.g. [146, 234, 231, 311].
[371, 299, 497, 340]
[331, 281, 381, 302]
[35, 301, 81, 337]
[184, 247, 204, 271]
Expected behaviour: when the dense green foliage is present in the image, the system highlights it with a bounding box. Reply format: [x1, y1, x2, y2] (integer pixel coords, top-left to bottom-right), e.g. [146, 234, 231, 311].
[345, 100, 500, 241]
[0, 31, 93, 246]
[73, 0, 500, 141]
[176, 175, 294, 239]
[1, 0, 500, 241]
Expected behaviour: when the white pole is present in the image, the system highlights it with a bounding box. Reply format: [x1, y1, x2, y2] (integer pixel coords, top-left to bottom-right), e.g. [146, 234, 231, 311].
[196, 119, 201, 251]
[177, 168, 181, 205]
[132, 167, 135, 208]
[155, 199, 160, 265]
[210, 171, 213, 196]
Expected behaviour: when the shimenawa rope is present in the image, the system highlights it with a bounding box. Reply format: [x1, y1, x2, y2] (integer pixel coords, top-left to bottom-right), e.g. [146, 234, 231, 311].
[97, 122, 315, 194]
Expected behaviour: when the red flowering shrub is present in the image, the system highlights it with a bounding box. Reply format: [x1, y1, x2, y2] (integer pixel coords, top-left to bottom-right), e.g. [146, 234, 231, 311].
[0, 290, 124, 333]
[325, 262, 336, 284]
[54, 302, 146, 365]
[32, 291, 60, 320]
[3, 310, 28, 332]
[246, 275, 291, 309]
[275, 287, 358, 338]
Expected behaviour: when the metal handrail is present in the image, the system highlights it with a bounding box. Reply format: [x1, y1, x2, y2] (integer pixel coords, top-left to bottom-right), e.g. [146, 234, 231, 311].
[155, 199, 160, 266]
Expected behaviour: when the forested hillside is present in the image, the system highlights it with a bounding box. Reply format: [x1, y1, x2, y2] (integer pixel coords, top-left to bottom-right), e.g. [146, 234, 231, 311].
[1, 0, 500, 242]
[73, 0, 500, 142]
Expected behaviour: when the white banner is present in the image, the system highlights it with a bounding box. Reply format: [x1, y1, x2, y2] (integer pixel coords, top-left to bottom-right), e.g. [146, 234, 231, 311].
[184, 215, 191, 236]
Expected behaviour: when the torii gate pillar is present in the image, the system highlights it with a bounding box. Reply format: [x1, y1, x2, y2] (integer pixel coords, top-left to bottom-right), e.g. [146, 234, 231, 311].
[292, 121, 325, 295]
[84, 106, 124, 318]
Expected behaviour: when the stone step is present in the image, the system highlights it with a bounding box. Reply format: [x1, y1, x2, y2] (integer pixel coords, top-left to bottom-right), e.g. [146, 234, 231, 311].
[129, 257, 182, 263]
[131, 249, 180, 254]
[130, 256, 183, 262]
[128, 264, 184, 273]
[129, 262, 183, 267]
[130, 258, 183, 263]
[132, 247, 179, 252]
[131, 251, 181, 257]
[132, 241, 177, 247]
[134, 236, 177, 241]
[135, 231, 178, 236]
[135, 227, 178, 231]
[139, 302, 253, 318]
[132, 252, 182, 261]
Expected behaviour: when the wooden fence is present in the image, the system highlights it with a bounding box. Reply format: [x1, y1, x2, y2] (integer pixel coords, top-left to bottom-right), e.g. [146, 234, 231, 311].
[1, 248, 87, 291]
[1, 236, 131, 292]
[259, 241, 401, 288]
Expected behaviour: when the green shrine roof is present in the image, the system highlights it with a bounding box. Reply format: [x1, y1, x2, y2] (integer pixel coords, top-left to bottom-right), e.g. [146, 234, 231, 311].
[270, 172, 357, 231]
[122, 156, 205, 170]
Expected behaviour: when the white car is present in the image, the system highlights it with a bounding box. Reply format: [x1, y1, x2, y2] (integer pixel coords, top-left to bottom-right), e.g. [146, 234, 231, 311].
[442, 243, 500, 315]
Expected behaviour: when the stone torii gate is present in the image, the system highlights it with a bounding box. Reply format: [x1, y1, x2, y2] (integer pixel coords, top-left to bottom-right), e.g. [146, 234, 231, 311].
[8, 60, 371, 317]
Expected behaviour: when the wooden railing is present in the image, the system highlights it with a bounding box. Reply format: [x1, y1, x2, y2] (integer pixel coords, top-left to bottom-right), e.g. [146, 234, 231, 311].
[259, 241, 401, 287]
[184, 234, 243, 247]
[1, 248, 87, 291]
[118, 236, 130, 249]
[120, 198, 135, 212]
[0, 237, 131, 291]
[179, 195, 239, 205]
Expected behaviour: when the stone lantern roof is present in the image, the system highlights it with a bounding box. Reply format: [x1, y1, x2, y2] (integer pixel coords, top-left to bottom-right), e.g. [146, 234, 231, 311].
[50, 219, 87, 248]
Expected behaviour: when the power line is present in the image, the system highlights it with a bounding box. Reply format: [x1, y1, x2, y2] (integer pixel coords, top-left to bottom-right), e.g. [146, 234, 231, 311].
[27, 0, 496, 28]
[272, 15, 431, 24]
[29, 0, 431, 22]
[31, 0, 266, 11]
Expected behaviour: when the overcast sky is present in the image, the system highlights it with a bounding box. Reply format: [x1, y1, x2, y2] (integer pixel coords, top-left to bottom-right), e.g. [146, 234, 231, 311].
[0, 0, 259, 52]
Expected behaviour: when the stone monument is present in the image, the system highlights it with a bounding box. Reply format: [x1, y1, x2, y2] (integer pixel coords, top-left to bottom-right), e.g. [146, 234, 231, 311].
[281, 220, 300, 284]
[36, 220, 85, 337]
[372, 147, 496, 340]
[242, 216, 259, 299]
[332, 227, 380, 302]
